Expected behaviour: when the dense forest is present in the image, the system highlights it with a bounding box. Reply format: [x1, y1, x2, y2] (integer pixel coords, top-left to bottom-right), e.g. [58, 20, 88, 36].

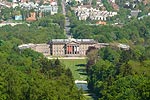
[87, 46, 150, 100]
[0, 41, 83, 99]
[0, 13, 85, 99]
[82, 16, 150, 99]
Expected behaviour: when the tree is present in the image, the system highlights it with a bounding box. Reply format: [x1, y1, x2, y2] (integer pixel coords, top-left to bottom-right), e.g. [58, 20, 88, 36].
[54, 58, 61, 66]
[0, 7, 13, 20]
[86, 47, 99, 73]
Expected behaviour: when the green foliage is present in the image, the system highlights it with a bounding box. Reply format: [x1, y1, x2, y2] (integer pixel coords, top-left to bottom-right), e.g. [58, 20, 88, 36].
[70, 15, 150, 45]
[87, 46, 150, 99]
[100, 76, 150, 100]
[99, 47, 121, 64]
[86, 48, 99, 73]
[117, 8, 130, 23]
[101, 0, 113, 11]
[57, 0, 62, 13]
[72, 14, 150, 99]
[50, 14, 65, 29]
[70, 0, 77, 6]
[92, 0, 97, 7]
[0, 14, 66, 44]
[0, 8, 83, 99]
[0, 7, 13, 20]
[0, 39, 83, 100]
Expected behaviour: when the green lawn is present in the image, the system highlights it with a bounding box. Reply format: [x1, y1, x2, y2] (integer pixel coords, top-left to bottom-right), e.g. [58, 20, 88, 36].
[60, 59, 96, 100]
[60, 59, 87, 80]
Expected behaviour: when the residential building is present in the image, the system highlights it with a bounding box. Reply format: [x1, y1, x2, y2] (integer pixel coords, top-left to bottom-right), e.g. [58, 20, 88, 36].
[26, 12, 36, 21]
[15, 15, 23, 20]
[96, 21, 106, 25]
[109, 0, 115, 3]
[40, 4, 58, 15]
[130, 10, 141, 17]
[74, 6, 117, 21]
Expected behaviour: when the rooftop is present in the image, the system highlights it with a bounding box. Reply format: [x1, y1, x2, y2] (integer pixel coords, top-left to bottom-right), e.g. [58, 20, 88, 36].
[49, 38, 98, 44]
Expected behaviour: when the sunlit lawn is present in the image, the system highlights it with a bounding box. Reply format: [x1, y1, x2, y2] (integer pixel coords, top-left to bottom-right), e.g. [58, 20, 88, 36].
[60, 59, 96, 100]
[60, 59, 87, 80]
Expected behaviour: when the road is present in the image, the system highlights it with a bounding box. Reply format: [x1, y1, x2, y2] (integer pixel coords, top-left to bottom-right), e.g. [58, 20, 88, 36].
[62, 0, 66, 15]
[62, 0, 72, 38]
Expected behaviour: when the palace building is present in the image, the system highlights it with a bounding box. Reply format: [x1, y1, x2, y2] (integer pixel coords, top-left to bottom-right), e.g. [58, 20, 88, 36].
[18, 38, 99, 56]
[49, 38, 98, 56]
[18, 38, 129, 57]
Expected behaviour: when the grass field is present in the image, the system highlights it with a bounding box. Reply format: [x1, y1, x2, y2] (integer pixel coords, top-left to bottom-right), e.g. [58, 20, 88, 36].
[60, 59, 96, 100]
[60, 59, 87, 80]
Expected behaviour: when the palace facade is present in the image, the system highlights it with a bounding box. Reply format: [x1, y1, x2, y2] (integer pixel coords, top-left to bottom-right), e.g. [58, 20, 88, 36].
[18, 38, 99, 56]
[18, 38, 129, 57]
[49, 38, 98, 56]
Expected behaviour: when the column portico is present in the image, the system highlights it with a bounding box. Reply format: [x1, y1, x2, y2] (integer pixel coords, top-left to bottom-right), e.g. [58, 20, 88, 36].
[66, 44, 79, 55]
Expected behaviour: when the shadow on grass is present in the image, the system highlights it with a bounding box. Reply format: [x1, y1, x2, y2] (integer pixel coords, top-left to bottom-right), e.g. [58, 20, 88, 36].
[84, 90, 98, 100]
[76, 64, 86, 67]
[79, 72, 87, 76]
[75, 64, 87, 76]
